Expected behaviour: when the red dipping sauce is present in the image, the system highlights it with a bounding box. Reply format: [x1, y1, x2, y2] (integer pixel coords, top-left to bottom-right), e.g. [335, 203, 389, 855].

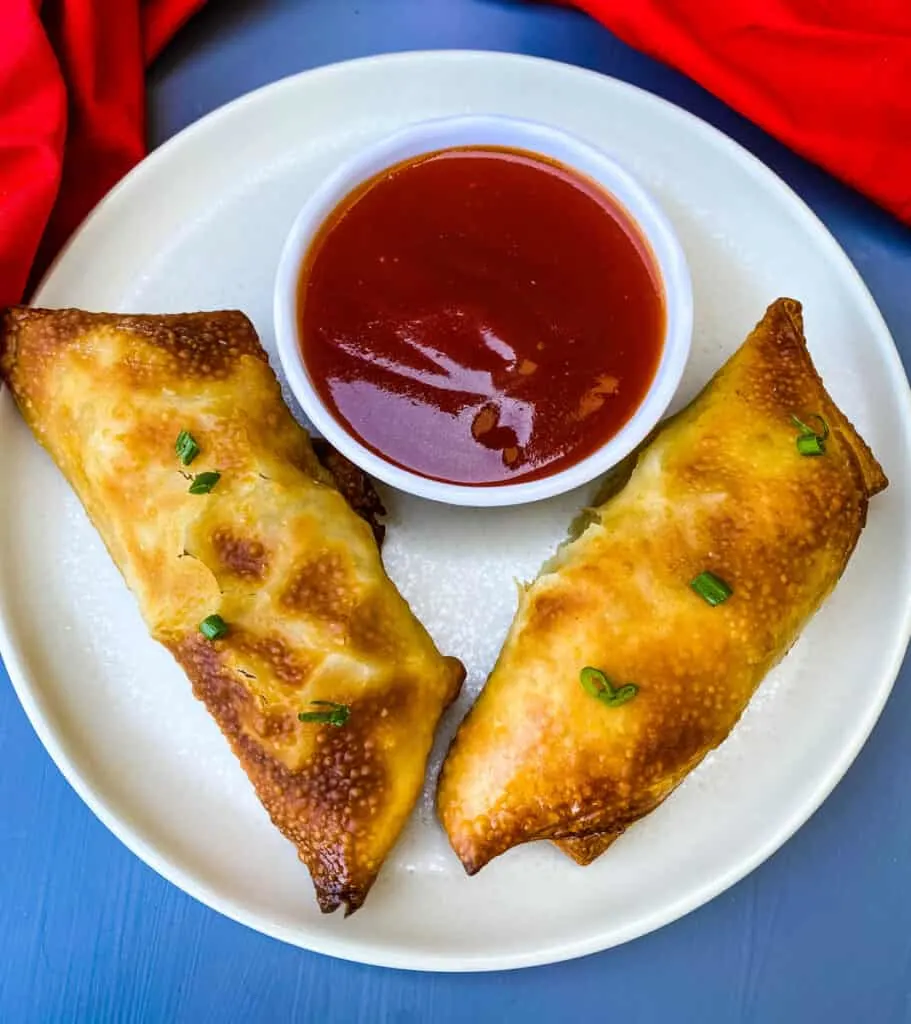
[299, 146, 664, 486]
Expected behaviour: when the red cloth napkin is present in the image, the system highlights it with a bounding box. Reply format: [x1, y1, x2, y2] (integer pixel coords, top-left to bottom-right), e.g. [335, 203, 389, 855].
[0, 0, 205, 307]
[561, 0, 911, 225]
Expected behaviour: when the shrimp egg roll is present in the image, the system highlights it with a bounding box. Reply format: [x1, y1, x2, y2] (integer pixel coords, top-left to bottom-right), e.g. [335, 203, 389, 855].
[0, 306, 464, 914]
[437, 298, 886, 874]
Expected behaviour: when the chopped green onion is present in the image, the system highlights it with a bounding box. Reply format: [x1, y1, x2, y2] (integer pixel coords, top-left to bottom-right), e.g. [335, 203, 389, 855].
[791, 413, 829, 441]
[188, 470, 221, 494]
[298, 700, 350, 727]
[579, 666, 638, 708]
[791, 413, 829, 456]
[796, 433, 825, 457]
[690, 570, 733, 606]
[175, 430, 200, 465]
[199, 614, 228, 641]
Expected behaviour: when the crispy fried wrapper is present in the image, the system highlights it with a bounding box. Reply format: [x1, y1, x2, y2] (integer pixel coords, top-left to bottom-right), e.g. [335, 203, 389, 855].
[0, 307, 464, 913]
[437, 298, 886, 874]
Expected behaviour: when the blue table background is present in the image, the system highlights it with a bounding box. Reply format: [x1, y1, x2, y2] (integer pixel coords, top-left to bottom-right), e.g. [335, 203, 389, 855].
[3, 2, 911, 1021]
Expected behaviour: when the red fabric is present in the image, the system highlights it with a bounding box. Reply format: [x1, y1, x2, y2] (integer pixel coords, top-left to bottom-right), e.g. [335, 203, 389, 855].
[559, 0, 911, 224]
[0, 0, 205, 307]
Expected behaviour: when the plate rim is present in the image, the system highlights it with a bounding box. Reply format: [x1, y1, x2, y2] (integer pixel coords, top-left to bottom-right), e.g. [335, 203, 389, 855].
[2, 49, 910, 972]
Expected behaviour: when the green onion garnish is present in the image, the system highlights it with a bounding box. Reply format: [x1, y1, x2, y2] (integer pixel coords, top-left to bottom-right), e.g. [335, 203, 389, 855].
[298, 700, 350, 727]
[188, 471, 221, 494]
[791, 414, 829, 441]
[199, 614, 228, 641]
[796, 433, 825, 457]
[175, 430, 200, 465]
[690, 570, 733, 606]
[791, 413, 829, 456]
[579, 666, 638, 708]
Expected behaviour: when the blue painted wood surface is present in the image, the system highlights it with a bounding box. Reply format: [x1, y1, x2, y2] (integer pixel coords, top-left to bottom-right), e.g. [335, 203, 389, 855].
[2, 2, 910, 1020]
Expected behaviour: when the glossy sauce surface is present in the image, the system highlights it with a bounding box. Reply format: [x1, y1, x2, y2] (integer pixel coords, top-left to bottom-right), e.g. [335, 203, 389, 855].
[300, 146, 664, 485]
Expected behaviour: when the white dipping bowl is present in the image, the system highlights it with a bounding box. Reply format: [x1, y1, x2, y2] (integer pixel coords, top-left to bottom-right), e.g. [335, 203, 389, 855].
[274, 114, 692, 507]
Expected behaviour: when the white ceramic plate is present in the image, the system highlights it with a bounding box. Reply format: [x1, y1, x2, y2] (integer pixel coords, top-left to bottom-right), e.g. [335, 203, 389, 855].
[2, 51, 910, 972]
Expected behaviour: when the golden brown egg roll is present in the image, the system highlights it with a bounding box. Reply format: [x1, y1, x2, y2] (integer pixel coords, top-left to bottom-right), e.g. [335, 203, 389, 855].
[437, 298, 886, 875]
[0, 306, 464, 914]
